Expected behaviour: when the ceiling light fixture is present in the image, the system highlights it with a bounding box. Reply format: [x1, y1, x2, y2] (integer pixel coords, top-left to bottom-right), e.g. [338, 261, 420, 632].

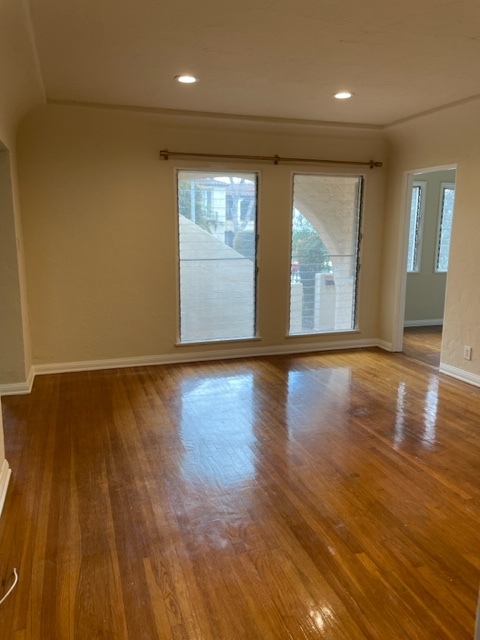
[334, 91, 354, 100]
[175, 74, 199, 84]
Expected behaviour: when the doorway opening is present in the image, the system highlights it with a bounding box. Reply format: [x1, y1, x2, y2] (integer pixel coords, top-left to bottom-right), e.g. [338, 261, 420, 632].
[397, 166, 456, 367]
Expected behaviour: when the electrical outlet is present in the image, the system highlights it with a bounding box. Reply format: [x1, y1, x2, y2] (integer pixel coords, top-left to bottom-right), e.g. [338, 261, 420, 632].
[464, 345, 472, 360]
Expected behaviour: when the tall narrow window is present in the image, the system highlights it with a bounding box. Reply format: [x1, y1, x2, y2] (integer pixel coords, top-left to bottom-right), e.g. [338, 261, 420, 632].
[407, 182, 425, 272]
[436, 183, 455, 272]
[177, 170, 257, 343]
[289, 174, 363, 335]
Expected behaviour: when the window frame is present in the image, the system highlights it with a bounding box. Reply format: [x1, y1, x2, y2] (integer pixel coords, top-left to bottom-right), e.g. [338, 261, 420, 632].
[287, 170, 365, 337]
[174, 167, 260, 345]
[435, 181, 455, 274]
[406, 181, 426, 274]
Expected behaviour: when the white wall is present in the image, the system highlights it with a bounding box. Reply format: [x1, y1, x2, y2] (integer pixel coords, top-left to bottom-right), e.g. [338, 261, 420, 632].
[384, 99, 480, 378]
[0, 0, 44, 145]
[0, 148, 27, 384]
[7, 23, 480, 392]
[404, 169, 455, 324]
[17, 104, 387, 368]
[0, 0, 45, 387]
[0, 0, 44, 493]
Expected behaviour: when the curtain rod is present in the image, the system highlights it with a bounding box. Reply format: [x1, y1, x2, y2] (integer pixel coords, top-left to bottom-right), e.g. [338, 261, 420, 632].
[159, 149, 382, 169]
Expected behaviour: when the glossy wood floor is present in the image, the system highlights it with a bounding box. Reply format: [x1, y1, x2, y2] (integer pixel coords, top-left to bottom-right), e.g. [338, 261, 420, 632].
[403, 326, 442, 367]
[1, 348, 480, 639]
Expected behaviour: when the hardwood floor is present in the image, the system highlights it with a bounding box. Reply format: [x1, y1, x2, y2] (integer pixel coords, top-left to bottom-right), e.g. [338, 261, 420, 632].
[403, 326, 442, 367]
[0, 348, 479, 638]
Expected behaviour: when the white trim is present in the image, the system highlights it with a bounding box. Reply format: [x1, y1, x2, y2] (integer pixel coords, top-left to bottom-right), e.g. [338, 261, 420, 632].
[0, 380, 32, 396]
[26, 366, 35, 391]
[392, 165, 457, 353]
[0, 339, 391, 394]
[440, 363, 480, 389]
[32, 339, 381, 377]
[411, 164, 458, 176]
[0, 459, 12, 519]
[0, 366, 35, 396]
[404, 319, 443, 327]
[0, 382, 31, 395]
[391, 171, 414, 352]
[376, 339, 394, 351]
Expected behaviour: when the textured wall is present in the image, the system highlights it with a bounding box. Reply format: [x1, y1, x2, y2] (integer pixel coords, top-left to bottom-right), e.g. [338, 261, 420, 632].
[0, 0, 44, 146]
[0, 150, 27, 384]
[384, 99, 480, 374]
[0, 0, 45, 480]
[0, 0, 45, 386]
[17, 105, 387, 366]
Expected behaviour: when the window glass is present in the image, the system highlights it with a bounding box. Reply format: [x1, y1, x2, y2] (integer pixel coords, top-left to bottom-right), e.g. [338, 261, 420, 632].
[436, 184, 455, 272]
[177, 170, 257, 343]
[407, 184, 424, 272]
[289, 174, 363, 335]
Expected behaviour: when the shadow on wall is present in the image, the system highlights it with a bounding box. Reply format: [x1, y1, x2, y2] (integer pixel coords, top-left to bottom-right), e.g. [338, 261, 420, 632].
[0, 144, 28, 385]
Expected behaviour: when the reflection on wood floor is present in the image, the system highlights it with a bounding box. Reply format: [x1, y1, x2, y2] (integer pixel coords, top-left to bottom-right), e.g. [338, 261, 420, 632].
[403, 325, 442, 367]
[0, 346, 479, 639]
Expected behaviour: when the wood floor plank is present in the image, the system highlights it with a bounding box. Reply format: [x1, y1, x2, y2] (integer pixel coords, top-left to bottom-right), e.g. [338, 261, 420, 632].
[403, 326, 442, 367]
[1, 348, 480, 638]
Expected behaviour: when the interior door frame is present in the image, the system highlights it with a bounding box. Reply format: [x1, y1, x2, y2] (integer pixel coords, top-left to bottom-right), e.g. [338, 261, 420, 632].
[391, 163, 457, 353]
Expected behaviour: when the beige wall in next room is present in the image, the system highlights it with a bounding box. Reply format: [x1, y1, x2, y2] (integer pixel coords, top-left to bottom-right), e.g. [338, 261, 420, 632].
[404, 168, 455, 325]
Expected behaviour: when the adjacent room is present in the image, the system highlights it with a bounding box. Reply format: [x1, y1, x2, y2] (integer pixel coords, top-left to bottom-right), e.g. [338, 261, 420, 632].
[1, 0, 480, 638]
[403, 167, 456, 367]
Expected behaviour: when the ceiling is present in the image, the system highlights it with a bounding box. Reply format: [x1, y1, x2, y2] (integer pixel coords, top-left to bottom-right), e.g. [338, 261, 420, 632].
[29, 0, 480, 127]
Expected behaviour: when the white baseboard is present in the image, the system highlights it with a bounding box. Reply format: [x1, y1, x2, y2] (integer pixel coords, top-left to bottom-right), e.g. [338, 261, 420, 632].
[0, 339, 387, 395]
[0, 366, 35, 396]
[33, 340, 377, 375]
[0, 381, 32, 396]
[376, 340, 394, 352]
[439, 363, 480, 388]
[0, 459, 11, 519]
[32, 338, 381, 377]
[404, 319, 443, 327]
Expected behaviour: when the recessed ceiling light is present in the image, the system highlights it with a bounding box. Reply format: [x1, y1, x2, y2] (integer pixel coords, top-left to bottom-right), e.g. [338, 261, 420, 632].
[175, 75, 199, 84]
[334, 91, 354, 100]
